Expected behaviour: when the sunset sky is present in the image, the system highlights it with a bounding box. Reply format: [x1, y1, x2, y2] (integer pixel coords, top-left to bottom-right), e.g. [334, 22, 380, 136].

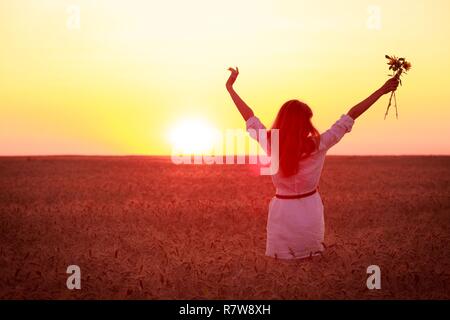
[1, 0, 449, 155]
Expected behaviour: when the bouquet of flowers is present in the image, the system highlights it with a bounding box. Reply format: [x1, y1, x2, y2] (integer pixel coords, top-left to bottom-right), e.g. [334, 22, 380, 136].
[384, 55, 412, 119]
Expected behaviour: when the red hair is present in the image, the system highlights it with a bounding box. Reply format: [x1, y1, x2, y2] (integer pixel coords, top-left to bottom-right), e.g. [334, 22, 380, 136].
[269, 100, 320, 177]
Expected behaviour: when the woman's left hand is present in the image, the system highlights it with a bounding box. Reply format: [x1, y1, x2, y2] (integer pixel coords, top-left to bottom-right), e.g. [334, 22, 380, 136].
[379, 77, 400, 95]
[226, 67, 239, 90]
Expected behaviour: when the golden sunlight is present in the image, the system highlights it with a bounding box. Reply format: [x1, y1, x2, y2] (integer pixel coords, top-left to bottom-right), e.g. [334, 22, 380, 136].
[169, 118, 220, 155]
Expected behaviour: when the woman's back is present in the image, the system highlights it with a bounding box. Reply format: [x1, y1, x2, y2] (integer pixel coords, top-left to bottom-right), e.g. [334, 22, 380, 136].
[246, 114, 355, 195]
[272, 151, 327, 195]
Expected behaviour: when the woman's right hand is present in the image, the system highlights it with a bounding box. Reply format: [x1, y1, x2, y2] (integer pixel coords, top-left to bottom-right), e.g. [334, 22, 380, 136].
[226, 67, 239, 90]
[379, 77, 400, 95]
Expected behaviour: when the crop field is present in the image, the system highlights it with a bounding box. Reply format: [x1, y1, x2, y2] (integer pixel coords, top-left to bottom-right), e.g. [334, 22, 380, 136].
[0, 156, 449, 299]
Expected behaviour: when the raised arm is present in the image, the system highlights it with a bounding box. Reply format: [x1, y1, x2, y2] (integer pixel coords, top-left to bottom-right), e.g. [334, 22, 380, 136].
[347, 77, 399, 120]
[226, 67, 254, 121]
[319, 76, 400, 151]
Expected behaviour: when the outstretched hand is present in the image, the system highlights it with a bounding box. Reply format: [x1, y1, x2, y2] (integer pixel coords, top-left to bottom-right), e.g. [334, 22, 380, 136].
[380, 77, 400, 95]
[226, 67, 239, 90]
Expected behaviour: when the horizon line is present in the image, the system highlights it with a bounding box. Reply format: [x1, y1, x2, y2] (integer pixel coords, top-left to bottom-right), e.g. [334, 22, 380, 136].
[0, 154, 449, 158]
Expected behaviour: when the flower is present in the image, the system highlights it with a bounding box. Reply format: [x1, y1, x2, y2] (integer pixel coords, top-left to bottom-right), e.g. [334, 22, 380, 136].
[386, 55, 398, 66]
[384, 54, 412, 120]
[403, 61, 412, 71]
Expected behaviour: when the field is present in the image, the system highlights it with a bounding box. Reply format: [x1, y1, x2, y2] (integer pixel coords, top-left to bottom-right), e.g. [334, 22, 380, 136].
[0, 156, 449, 299]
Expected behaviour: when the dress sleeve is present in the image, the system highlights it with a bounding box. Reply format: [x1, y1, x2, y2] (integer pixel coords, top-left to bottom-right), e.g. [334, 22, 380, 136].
[319, 114, 355, 151]
[246, 116, 268, 154]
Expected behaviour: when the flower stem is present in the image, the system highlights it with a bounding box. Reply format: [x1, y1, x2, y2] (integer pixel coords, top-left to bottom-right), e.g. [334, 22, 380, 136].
[394, 91, 398, 119]
[385, 91, 394, 120]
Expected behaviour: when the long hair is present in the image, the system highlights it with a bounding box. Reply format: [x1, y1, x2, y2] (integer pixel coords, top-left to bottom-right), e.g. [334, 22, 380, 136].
[270, 100, 320, 177]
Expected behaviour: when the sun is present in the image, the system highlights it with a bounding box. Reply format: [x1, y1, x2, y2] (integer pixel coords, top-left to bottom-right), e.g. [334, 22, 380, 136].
[169, 118, 220, 155]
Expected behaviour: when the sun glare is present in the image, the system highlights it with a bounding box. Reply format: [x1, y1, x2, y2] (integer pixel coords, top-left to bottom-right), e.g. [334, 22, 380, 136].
[169, 119, 220, 155]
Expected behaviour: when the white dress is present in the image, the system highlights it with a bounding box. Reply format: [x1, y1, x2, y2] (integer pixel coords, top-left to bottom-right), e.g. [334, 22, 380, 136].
[246, 114, 355, 259]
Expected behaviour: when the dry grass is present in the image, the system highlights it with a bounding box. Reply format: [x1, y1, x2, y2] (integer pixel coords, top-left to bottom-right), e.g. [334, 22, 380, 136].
[0, 156, 449, 299]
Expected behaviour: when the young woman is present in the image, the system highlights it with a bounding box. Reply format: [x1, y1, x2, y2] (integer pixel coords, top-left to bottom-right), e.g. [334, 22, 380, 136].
[226, 67, 399, 260]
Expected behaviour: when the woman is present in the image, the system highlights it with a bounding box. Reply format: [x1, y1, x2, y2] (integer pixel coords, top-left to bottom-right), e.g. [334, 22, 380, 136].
[226, 67, 399, 260]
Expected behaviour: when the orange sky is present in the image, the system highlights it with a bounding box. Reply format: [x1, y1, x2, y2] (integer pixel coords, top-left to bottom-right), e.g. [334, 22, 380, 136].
[1, 0, 449, 155]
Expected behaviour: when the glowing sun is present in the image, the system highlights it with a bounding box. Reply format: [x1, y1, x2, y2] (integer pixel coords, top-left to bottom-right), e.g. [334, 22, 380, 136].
[169, 118, 220, 155]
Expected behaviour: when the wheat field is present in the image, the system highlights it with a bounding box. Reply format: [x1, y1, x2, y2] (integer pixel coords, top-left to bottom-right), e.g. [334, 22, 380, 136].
[0, 156, 449, 299]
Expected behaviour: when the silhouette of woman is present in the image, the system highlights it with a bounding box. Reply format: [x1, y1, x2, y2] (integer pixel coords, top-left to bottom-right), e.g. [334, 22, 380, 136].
[226, 67, 399, 260]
